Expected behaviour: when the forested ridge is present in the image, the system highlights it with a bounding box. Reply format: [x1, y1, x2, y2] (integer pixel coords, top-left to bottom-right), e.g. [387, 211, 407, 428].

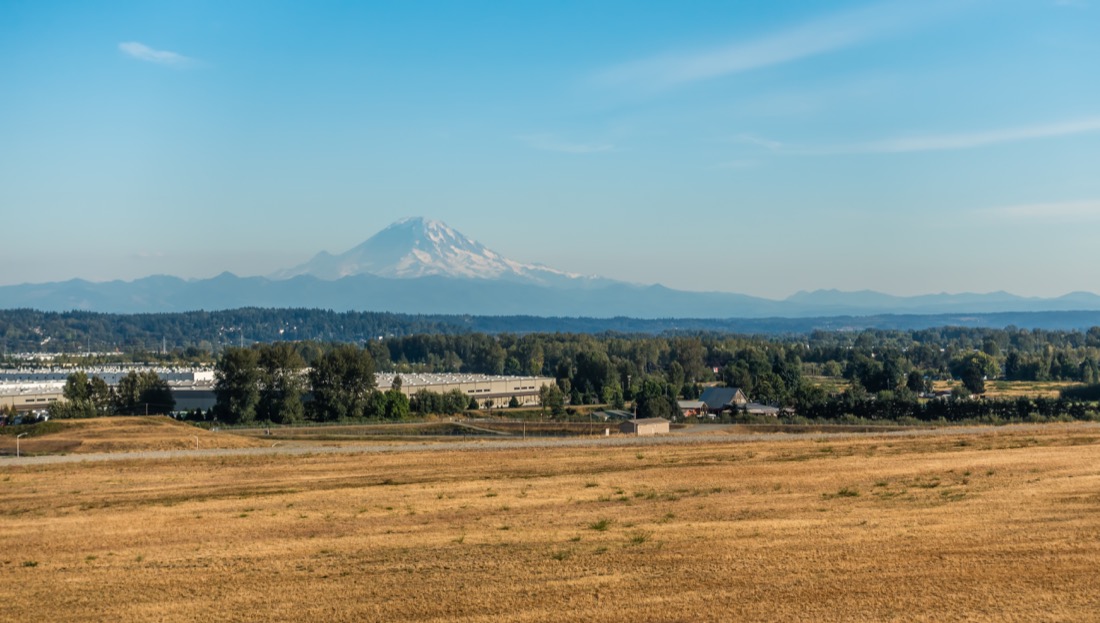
[0, 308, 459, 353]
[5, 308, 1100, 354]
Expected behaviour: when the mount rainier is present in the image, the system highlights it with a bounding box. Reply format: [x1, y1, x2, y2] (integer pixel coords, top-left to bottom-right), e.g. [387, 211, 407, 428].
[1, 217, 1099, 320]
[272, 217, 592, 287]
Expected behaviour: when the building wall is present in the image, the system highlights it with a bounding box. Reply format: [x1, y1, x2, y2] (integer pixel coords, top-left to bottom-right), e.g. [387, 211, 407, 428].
[381, 375, 555, 409]
[0, 390, 62, 413]
[3, 371, 557, 414]
[0, 368, 213, 385]
[619, 420, 670, 435]
[171, 389, 217, 412]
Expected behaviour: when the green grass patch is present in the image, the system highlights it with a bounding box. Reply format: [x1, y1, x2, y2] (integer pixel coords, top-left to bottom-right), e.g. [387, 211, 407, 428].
[589, 518, 612, 532]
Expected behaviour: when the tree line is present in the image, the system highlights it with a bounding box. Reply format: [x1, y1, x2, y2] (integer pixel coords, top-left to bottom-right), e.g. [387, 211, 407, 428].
[52, 370, 175, 418]
[33, 323, 1100, 424]
[211, 343, 413, 425]
[792, 393, 1092, 424]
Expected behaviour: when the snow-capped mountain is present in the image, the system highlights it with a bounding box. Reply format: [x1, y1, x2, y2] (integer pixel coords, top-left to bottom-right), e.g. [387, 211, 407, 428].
[272, 217, 588, 286]
[5, 216, 1100, 321]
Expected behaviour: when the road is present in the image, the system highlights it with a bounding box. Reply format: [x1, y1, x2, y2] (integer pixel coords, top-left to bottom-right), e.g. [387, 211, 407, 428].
[4, 422, 1096, 467]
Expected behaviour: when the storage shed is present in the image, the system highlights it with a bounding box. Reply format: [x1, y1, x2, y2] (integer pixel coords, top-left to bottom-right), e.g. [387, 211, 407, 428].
[619, 417, 670, 436]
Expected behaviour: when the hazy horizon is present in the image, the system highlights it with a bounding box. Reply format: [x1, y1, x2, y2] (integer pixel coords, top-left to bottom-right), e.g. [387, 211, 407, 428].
[2, 1, 1098, 299]
[3, 211, 1097, 304]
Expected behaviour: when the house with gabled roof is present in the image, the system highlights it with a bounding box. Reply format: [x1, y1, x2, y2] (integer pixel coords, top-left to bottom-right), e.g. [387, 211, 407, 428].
[697, 387, 747, 415]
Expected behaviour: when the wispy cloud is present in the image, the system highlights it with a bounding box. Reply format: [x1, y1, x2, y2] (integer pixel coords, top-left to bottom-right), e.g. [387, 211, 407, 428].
[594, 0, 958, 91]
[834, 118, 1100, 154]
[743, 117, 1100, 156]
[118, 41, 196, 67]
[734, 134, 784, 152]
[517, 134, 614, 154]
[982, 199, 1100, 222]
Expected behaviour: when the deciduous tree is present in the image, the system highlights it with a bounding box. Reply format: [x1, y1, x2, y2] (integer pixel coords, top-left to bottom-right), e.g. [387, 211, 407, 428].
[308, 344, 377, 421]
[214, 347, 261, 424]
[257, 343, 306, 424]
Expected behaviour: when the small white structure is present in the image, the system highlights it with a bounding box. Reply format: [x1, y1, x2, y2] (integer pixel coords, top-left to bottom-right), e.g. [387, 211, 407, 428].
[619, 417, 670, 436]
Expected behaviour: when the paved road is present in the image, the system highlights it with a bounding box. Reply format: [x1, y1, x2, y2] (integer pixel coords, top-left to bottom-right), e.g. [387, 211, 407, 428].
[4, 422, 1097, 468]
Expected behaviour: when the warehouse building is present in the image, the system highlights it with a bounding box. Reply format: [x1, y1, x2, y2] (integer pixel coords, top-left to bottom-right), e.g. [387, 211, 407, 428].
[1, 368, 555, 413]
[377, 373, 555, 408]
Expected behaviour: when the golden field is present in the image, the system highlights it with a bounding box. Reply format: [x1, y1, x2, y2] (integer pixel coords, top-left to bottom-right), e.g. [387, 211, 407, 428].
[0, 416, 266, 455]
[3, 424, 1100, 621]
[928, 379, 1077, 399]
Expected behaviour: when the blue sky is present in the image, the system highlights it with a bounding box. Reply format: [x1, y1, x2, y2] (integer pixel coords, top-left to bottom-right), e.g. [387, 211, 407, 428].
[1, 0, 1098, 298]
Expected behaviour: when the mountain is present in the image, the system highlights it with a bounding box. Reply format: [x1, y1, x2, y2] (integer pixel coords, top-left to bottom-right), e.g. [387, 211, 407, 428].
[1, 216, 1100, 323]
[272, 217, 596, 287]
[785, 289, 1038, 314]
[785, 289, 1100, 315]
[0, 272, 784, 317]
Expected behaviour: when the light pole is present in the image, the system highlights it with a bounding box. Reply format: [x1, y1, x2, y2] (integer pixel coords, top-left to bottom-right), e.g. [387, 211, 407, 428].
[16, 432, 28, 458]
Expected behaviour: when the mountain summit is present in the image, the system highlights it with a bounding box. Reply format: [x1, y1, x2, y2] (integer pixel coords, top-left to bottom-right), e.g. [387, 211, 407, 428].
[6, 216, 1100, 319]
[273, 217, 584, 285]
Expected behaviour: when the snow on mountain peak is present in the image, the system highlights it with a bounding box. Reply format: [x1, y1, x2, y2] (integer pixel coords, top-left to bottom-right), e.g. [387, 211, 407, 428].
[273, 217, 585, 285]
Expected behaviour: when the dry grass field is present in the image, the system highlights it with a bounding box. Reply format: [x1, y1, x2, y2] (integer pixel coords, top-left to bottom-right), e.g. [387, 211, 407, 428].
[234, 419, 616, 441]
[3, 424, 1100, 621]
[981, 380, 1080, 399]
[0, 416, 266, 455]
[930, 379, 1078, 399]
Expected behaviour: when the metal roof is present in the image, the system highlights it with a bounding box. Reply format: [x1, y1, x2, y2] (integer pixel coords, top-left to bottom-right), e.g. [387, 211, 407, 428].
[698, 387, 743, 407]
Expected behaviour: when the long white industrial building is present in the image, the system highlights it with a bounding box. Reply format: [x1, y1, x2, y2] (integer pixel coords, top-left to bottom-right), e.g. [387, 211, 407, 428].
[0, 367, 554, 413]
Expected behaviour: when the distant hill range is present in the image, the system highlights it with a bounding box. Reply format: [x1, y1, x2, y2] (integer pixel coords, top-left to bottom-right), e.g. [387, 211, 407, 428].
[4, 308, 1100, 355]
[3, 217, 1100, 325]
